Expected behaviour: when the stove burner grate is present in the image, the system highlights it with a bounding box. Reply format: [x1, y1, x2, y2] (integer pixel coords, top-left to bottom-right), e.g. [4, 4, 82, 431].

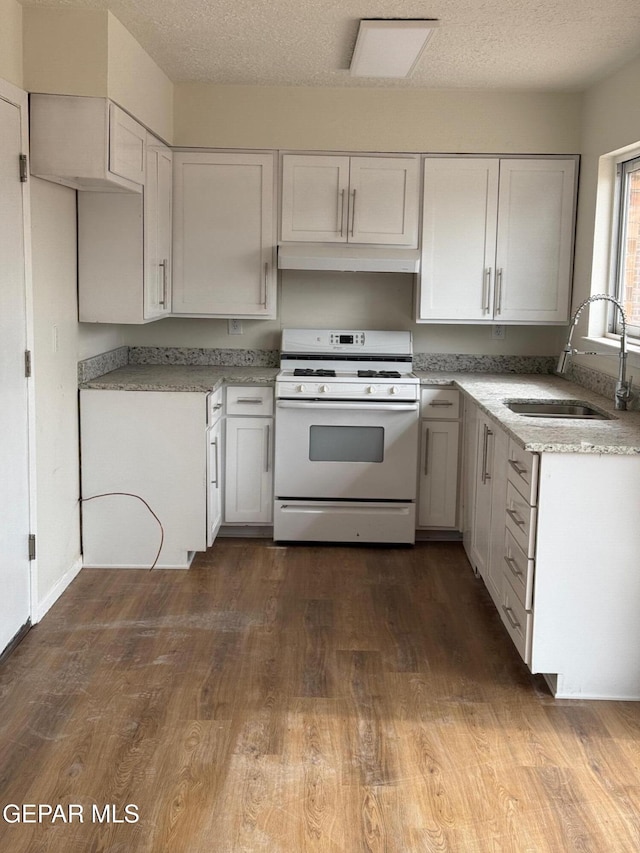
[293, 368, 337, 377]
[357, 370, 402, 379]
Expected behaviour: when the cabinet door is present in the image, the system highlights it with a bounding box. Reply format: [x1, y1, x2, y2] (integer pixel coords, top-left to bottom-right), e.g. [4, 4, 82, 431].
[108, 103, 146, 185]
[470, 416, 495, 577]
[484, 424, 508, 607]
[462, 398, 478, 561]
[349, 156, 419, 246]
[495, 159, 576, 323]
[419, 158, 499, 321]
[172, 152, 276, 317]
[207, 419, 223, 546]
[281, 154, 350, 242]
[224, 417, 273, 523]
[418, 420, 459, 528]
[144, 138, 173, 319]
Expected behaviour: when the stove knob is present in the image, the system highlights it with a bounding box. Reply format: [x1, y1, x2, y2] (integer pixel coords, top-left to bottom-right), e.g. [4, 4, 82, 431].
[390, 386, 399, 395]
[366, 385, 376, 394]
[297, 384, 306, 393]
[319, 384, 329, 393]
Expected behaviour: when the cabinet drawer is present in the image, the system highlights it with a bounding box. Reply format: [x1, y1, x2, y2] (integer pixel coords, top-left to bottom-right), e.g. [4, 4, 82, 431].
[420, 388, 459, 419]
[505, 480, 537, 557]
[507, 440, 539, 505]
[500, 574, 533, 666]
[208, 387, 224, 425]
[226, 385, 273, 415]
[503, 526, 534, 609]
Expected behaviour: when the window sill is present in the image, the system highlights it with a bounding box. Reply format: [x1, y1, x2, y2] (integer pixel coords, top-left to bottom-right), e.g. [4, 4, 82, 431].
[582, 336, 640, 366]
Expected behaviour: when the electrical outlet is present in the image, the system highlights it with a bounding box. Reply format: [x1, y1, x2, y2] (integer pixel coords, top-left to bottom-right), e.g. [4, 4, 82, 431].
[228, 319, 243, 335]
[492, 324, 506, 340]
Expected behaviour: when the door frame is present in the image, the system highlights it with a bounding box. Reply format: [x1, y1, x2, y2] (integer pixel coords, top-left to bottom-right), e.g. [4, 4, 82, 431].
[0, 76, 37, 638]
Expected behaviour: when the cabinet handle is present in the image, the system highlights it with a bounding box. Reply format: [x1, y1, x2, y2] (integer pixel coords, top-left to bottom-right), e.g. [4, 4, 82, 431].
[350, 189, 357, 236]
[236, 397, 263, 404]
[504, 554, 524, 578]
[501, 604, 521, 630]
[483, 267, 492, 314]
[495, 268, 503, 315]
[263, 262, 269, 309]
[338, 188, 345, 237]
[159, 259, 168, 307]
[428, 400, 453, 407]
[210, 437, 219, 486]
[265, 424, 271, 472]
[424, 427, 430, 476]
[508, 458, 528, 479]
[481, 424, 493, 484]
[506, 507, 526, 528]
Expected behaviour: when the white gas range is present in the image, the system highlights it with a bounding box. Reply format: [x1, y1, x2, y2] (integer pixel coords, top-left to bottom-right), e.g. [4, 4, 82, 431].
[273, 329, 420, 544]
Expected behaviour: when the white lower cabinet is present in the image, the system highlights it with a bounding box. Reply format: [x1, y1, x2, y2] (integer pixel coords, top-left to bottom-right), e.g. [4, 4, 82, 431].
[417, 388, 460, 529]
[80, 389, 219, 569]
[463, 394, 640, 699]
[224, 386, 274, 524]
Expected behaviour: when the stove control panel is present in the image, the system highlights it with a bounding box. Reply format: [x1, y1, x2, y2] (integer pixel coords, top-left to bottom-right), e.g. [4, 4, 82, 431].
[276, 381, 419, 402]
[329, 332, 366, 346]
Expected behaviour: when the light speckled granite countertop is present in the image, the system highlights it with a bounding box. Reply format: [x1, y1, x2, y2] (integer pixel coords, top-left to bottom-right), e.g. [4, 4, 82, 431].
[81, 365, 640, 454]
[79, 364, 278, 392]
[428, 372, 640, 455]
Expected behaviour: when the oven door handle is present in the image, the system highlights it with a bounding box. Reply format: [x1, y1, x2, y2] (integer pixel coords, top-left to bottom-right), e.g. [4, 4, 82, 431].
[276, 400, 419, 412]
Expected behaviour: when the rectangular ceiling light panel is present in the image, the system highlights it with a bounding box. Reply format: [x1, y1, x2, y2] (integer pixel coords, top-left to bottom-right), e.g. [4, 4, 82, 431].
[350, 19, 440, 79]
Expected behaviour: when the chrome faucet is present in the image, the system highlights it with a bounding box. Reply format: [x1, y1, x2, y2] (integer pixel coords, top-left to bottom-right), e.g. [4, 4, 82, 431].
[556, 293, 633, 410]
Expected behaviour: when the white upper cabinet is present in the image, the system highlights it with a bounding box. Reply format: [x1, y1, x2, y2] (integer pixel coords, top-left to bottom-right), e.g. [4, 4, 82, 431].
[144, 135, 173, 320]
[280, 154, 419, 247]
[108, 103, 146, 185]
[78, 133, 172, 324]
[29, 95, 146, 192]
[495, 160, 576, 323]
[418, 157, 577, 324]
[172, 151, 277, 318]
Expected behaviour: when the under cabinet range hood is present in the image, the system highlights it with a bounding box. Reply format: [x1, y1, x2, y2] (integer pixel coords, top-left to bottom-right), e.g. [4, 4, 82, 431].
[277, 244, 420, 273]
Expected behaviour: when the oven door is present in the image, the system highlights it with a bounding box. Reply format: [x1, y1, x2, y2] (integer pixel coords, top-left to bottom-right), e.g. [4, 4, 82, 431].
[274, 399, 419, 500]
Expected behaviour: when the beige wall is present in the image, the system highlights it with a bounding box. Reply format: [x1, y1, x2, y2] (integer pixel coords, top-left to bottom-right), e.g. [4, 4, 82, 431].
[570, 52, 640, 378]
[107, 13, 174, 143]
[0, 0, 23, 88]
[126, 272, 566, 355]
[23, 9, 173, 142]
[175, 83, 581, 154]
[23, 8, 108, 97]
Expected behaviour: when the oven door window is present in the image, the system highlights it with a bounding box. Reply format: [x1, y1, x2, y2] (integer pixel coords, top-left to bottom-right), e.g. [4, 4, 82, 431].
[309, 425, 384, 463]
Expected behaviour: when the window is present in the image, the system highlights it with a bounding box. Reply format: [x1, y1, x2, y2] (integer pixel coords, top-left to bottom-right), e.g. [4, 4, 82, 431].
[613, 155, 640, 340]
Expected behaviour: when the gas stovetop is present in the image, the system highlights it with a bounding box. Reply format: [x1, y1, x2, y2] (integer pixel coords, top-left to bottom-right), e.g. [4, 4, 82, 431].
[277, 329, 419, 401]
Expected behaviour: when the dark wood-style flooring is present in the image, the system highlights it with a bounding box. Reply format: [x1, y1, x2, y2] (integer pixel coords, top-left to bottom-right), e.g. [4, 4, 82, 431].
[1, 539, 639, 852]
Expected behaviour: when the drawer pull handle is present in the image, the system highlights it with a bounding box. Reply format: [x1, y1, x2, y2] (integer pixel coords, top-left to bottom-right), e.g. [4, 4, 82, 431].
[504, 555, 524, 578]
[424, 427, 430, 476]
[506, 508, 526, 528]
[428, 400, 454, 407]
[502, 604, 521, 630]
[235, 397, 263, 404]
[508, 459, 528, 478]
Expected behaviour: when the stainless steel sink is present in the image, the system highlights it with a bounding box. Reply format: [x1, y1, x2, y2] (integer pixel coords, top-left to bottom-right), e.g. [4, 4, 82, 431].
[506, 400, 612, 420]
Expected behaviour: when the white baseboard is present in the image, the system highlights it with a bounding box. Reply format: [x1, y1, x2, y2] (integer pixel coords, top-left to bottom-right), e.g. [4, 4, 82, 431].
[33, 557, 83, 623]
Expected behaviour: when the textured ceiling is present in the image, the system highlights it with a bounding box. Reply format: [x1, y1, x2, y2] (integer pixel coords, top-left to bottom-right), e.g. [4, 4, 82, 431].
[21, 0, 640, 90]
